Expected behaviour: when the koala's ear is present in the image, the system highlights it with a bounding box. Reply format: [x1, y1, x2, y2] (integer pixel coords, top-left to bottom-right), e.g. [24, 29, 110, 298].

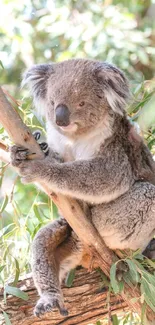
[96, 63, 130, 115]
[22, 64, 53, 99]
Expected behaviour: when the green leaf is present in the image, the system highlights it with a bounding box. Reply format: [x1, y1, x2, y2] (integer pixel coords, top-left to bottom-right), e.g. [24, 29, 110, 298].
[96, 321, 102, 325]
[0, 265, 6, 272]
[142, 290, 155, 313]
[145, 258, 155, 269]
[0, 60, 4, 69]
[123, 272, 134, 289]
[141, 302, 146, 325]
[118, 281, 124, 293]
[3, 311, 12, 325]
[133, 253, 144, 260]
[5, 285, 29, 301]
[141, 278, 155, 310]
[112, 314, 119, 325]
[148, 138, 155, 150]
[110, 263, 120, 294]
[0, 195, 8, 213]
[12, 259, 20, 286]
[0, 224, 15, 239]
[65, 269, 76, 287]
[143, 272, 155, 288]
[33, 204, 42, 222]
[125, 259, 140, 284]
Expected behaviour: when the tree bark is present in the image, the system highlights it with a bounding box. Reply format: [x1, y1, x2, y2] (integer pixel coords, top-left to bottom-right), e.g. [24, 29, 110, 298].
[0, 269, 128, 325]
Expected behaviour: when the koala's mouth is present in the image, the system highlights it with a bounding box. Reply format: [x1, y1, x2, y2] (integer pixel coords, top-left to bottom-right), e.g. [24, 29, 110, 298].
[59, 122, 78, 132]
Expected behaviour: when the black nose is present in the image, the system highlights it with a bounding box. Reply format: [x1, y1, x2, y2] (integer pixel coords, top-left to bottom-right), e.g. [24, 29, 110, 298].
[55, 104, 70, 127]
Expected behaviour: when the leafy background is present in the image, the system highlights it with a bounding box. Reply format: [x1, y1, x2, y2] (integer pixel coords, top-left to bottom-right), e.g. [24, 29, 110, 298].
[0, 0, 155, 324]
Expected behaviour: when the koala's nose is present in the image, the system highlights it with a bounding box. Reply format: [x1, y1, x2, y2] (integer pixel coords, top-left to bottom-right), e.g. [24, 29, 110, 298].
[55, 104, 70, 127]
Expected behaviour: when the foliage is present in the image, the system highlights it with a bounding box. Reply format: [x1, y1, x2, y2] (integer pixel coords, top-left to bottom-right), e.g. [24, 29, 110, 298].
[0, 0, 155, 324]
[110, 253, 155, 319]
[0, 0, 155, 92]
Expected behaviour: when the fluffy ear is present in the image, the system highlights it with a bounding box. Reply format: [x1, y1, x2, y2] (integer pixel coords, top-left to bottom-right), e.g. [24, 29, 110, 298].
[22, 64, 53, 116]
[96, 63, 130, 115]
[22, 64, 53, 98]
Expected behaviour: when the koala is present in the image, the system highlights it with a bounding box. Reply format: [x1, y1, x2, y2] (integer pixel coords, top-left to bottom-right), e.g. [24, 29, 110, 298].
[10, 59, 155, 317]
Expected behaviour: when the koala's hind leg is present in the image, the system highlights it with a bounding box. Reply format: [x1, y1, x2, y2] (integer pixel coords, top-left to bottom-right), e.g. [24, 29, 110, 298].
[32, 217, 83, 317]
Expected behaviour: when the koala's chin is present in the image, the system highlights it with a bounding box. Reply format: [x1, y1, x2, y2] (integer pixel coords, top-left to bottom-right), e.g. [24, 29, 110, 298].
[58, 122, 78, 134]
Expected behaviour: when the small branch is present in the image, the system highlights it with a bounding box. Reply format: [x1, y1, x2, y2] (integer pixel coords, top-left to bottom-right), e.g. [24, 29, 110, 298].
[0, 86, 154, 321]
[0, 141, 8, 151]
[0, 148, 10, 164]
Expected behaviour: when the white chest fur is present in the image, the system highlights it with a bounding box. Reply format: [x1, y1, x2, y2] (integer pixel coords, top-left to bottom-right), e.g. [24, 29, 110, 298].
[46, 121, 111, 162]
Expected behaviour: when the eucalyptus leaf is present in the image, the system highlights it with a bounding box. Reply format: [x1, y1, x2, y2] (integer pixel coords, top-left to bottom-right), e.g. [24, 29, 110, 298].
[3, 311, 12, 325]
[33, 205, 42, 222]
[0, 195, 9, 213]
[141, 279, 155, 309]
[125, 259, 140, 284]
[112, 314, 119, 325]
[5, 285, 29, 301]
[65, 269, 76, 287]
[12, 259, 20, 286]
[0, 265, 6, 273]
[141, 302, 146, 325]
[110, 264, 120, 294]
[0, 60, 4, 69]
[145, 258, 155, 269]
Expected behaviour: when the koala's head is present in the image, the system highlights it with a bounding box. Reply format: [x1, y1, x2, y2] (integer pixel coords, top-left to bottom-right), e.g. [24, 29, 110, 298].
[22, 59, 130, 137]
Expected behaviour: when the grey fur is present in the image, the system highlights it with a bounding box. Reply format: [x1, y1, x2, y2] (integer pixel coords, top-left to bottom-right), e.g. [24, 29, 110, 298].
[10, 58, 155, 316]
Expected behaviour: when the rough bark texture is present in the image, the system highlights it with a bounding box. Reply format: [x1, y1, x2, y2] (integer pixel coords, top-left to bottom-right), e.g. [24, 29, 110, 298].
[0, 269, 128, 325]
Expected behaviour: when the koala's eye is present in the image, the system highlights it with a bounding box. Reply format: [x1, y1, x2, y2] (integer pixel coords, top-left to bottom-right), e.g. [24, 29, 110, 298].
[79, 101, 85, 107]
[51, 100, 54, 106]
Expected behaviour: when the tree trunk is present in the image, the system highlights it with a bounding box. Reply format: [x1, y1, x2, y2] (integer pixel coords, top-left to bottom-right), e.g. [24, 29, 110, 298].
[0, 269, 128, 325]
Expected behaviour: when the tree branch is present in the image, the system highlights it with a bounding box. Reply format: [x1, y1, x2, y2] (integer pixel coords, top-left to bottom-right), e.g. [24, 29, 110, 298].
[0, 270, 128, 325]
[0, 86, 154, 322]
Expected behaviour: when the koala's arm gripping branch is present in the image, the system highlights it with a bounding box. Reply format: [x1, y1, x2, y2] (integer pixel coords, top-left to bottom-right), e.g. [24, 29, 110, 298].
[0, 86, 154, 322]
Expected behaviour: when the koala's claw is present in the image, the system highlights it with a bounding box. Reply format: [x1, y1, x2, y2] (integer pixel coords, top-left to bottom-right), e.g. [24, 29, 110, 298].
[33, 130, 41, 141]
[34, 294, 68, 317]
[39, 142, 49, 155]
[33, 130, 49, 155]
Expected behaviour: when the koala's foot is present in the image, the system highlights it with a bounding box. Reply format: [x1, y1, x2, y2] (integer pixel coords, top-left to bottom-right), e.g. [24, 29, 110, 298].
[143, 239, 155, 259]
[116, 261, 128, 281]
[34, 293, 68, 317]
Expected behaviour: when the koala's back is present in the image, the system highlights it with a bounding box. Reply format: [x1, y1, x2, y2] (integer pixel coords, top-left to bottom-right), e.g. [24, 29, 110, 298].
[116, 117, 155, 185]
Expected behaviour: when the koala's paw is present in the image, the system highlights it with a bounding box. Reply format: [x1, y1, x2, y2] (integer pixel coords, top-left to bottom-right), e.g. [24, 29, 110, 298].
[9, 145, 43, 184]
[143, 238, 155, 259]
[116, 261, 128, 281]
[34, 293, 68, 317]
[10, 145, 30, 167]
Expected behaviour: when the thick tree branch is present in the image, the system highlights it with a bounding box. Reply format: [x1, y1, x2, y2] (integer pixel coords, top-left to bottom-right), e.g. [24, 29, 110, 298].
[0, 270, 128, 325]
[0, 86, 154, 322]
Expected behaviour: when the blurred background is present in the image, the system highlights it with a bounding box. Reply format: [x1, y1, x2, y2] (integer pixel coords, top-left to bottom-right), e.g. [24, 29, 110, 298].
[0, 1, 155, 324]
